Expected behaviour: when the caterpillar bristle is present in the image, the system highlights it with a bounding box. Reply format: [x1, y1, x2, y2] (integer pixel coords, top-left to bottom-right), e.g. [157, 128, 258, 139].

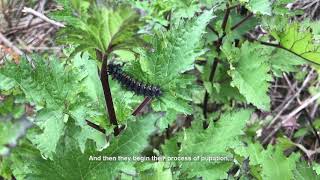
[134, 82, 141, 94]
[139, 84, 146, 95]
[107, 63, 162, 97]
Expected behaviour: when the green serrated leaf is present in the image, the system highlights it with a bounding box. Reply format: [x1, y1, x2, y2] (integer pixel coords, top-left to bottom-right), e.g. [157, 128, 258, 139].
[0, 56, 106, 158]
[235, 142, 300, 180]
[262, 145, 299, 180]
[30, 109, 66, 158]
[294, 161, 320, 180]
[163, 109, 252, 179]
[243, 0, 272, 15]
[136, 9, 214, 85]
[55, 3, 140, 53]
[139, 162, 173, 180]
[9, 114, 161, 180]
[313, 163, 320, 176]
[270, 23, 320, 65]
[226, 41, 272, 110]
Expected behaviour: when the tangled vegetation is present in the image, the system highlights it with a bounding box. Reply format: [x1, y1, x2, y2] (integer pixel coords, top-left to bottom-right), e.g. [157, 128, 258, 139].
[1, 0, 320, 179]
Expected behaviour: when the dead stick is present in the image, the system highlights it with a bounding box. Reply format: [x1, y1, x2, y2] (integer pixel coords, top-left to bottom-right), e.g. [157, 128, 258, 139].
[22, 7, 65, 27]
[0, 32, 35, 68]
[0, 33, 23, 55]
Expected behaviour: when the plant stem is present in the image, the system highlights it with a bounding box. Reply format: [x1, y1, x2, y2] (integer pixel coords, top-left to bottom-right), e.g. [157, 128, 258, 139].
[247, 36, 320, 66]
[231, 13, 253, 31]
[221, 4, 231, 32]
[86, 120, 106, 134]
[132, 97, 153, 116]
[227, 4, 240, 11]
[208, 25, 219, 37]
[202, 3, 232, 119]
[97, 50, 121, 135]
[203, 58, 219, 119]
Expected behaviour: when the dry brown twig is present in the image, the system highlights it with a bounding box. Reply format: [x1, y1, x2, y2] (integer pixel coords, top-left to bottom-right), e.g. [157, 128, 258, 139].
[284, 92, 320, 122]
[293, 142, 320, 159]
[267, 70, 315, 129]
[289, 0, 320, 20]
[22, 7, 65, 28]
[0, 0, 63, 58]
[0, 32, 23, 55]
[263, 92, 320, 144]
[0, 32, 36, 68]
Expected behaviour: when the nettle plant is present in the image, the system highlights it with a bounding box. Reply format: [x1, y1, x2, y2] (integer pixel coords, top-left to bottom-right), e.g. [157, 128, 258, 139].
[1, 0, 320, 179]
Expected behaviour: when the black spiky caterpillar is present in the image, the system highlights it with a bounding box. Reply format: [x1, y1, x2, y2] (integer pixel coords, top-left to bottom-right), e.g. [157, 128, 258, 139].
[107, 63, 162, 97]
